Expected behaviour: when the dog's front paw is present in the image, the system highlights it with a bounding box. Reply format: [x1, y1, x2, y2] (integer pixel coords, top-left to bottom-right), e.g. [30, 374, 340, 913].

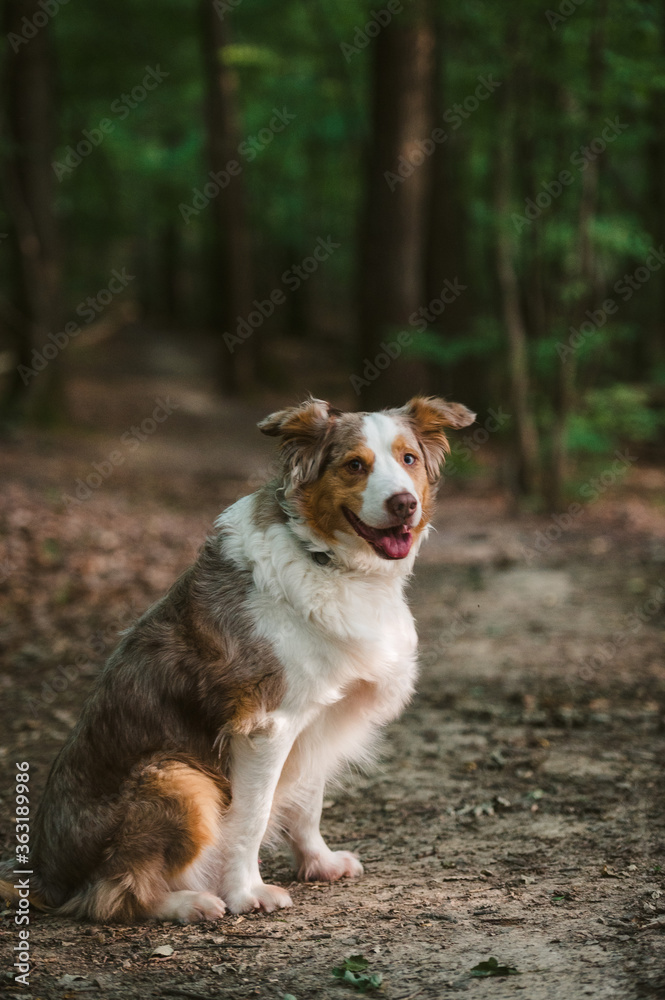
[224, 882, 293, 914]
[299, 850, 364, 883]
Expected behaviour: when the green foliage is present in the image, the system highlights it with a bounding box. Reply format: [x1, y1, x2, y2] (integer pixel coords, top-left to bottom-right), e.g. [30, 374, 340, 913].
[409, 322, 503, 367]
[470, 956, 520, 977]
[1, 0, 664, 487]
[568, 384, 664, 454]
[332, 955, 383, 992]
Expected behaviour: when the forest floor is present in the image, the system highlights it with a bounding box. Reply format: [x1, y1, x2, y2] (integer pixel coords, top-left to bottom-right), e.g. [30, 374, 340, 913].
[1, 333, 664, 1000]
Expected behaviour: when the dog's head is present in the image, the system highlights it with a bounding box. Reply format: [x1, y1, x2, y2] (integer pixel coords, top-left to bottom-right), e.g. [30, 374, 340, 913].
[259, 396, 475, 564]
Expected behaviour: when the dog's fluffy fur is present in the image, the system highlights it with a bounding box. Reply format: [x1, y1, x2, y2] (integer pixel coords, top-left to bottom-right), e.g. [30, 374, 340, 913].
[0, 395, 474, 922]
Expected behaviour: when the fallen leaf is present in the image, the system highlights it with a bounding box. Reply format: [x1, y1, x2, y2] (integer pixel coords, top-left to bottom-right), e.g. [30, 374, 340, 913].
[470, 956, 520, 977]
[55, 973, 94, 990]
[332, 954, 383, 992]
[150, 944, 174, 958]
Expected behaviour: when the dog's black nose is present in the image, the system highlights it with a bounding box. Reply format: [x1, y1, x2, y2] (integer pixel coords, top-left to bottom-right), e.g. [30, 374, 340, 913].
[386, 492, 417, 520]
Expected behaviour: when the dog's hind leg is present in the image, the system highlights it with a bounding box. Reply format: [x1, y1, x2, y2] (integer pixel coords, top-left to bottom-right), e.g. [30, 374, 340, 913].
[152, 889, 225, 922]
[58, 761, 226, 923]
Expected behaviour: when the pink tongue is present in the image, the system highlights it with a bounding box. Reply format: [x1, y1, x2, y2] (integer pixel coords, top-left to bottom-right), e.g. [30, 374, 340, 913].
[376, 531, 413, 559]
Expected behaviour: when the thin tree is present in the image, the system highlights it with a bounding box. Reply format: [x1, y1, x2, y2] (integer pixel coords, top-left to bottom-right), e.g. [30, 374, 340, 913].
[199, 0, 255, 394]
[423, 8, 473, 403]
[357, 2, 435, 409]
[548, 4, 607, 510]
[0, 0, 64, 425]
[494, 79, 540, 496]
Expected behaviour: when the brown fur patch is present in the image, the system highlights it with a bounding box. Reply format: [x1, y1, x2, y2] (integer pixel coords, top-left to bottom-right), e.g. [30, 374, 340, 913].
[51, 760, 228, 922]
[397, 396, 476, 483]
[297, 420, 373, 545]
[258, 398, 341, 488]
[149, 762, 221, 869]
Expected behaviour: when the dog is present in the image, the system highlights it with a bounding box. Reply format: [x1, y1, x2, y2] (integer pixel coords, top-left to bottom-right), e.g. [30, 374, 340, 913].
[0, 395, 474, 922]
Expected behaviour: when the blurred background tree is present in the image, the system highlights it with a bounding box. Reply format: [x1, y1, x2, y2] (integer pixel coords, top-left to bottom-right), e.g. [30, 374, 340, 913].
[0, 0, 664, 507]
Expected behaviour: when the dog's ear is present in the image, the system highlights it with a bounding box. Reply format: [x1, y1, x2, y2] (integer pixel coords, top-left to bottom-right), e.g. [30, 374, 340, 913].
[258, 397, 339, 486]
[399, 396, 476, 483]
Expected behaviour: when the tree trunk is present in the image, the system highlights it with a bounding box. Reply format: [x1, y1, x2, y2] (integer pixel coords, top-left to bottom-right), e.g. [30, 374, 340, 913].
[199, 0, 255, 394]
[424, 11, 474, 404]
[0, 0, 64, 425]
[494, 85, 540, 497]
[547, 6, 606, 510]
[646, 0, 665, 374]
[357, 5, 435, 409]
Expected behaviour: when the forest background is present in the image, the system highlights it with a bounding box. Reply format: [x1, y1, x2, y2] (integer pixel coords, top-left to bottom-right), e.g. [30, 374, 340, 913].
[1, 0, 665, 507]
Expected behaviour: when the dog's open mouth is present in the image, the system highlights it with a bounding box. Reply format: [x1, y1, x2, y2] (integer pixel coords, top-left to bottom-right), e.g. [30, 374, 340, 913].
[343, 507, 413, 560]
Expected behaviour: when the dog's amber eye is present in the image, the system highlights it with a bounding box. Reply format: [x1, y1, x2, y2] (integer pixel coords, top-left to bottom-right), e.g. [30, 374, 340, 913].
[403, 453, 418, 465]
[346, 458, 364, 473]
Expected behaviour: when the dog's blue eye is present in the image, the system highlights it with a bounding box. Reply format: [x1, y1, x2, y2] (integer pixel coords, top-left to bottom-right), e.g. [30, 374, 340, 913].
[404, 453, 417, 465]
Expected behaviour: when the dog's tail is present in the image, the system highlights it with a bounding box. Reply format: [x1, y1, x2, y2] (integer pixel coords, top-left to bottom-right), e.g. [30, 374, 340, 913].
[0, 857, 50, 911]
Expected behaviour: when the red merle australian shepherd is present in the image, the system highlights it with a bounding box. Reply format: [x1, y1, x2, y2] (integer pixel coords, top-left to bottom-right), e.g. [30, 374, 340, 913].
[0, 395, 474, 922]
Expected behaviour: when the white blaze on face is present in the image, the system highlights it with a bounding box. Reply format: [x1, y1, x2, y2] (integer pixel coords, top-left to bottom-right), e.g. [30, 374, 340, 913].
[358, 413, 422, 528]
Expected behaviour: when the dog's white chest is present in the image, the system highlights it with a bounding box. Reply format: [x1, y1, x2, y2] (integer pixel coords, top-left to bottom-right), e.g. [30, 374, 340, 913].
[249, 564, 417, 714]
[219, 502, 419, 718]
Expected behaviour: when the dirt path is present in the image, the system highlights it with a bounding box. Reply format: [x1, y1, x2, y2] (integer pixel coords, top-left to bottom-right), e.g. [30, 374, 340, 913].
[1, 372, 664, 1000]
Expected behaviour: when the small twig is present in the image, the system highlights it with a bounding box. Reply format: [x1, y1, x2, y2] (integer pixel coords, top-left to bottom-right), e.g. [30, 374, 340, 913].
[224, 930, 284, 939]
[209, 940, 262, 948]
[180, 942, 222, 950]
[160, 989, 214, 1000]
